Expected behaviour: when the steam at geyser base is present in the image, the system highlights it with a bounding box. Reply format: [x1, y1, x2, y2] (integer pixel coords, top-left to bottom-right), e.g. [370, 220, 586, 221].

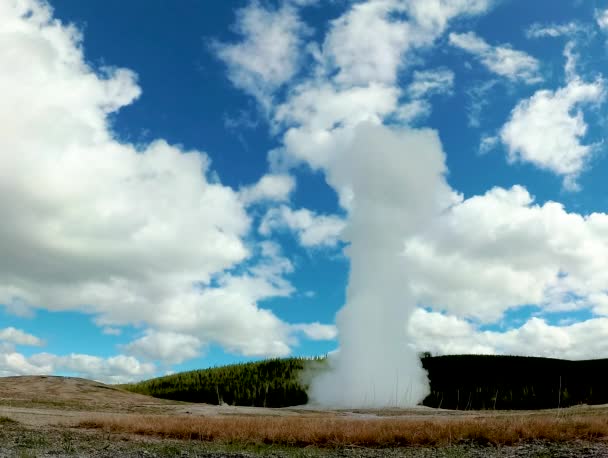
[308, 122, 457, 408]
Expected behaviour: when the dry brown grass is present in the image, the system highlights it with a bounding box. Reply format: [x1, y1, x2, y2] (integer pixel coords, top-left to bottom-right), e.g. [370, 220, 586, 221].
[78, 413, 608, 447]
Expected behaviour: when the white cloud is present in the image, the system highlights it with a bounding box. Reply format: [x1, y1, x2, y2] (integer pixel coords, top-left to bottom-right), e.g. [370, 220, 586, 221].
[277, 82, 399, 133]
[123, 330, 203, 365]
[214, 1, 309, 108]
[322, 0, 491, 86]
[98, 241, 298, 358]
[395, 99, 432, 123]
[407, 68, 454, 98]
[500, 78, 604, 189]
[402, 185, 608, 322]
[526, 22, 587, 38]
[478, 134, 499, 154]
[0, 327, 43, 347]
[404, 0, 492, 30]
[596, 9, 608, 31]
[239, 174, 296, 205]
[410, 309, 608, 360]
[0, 350, 155, 383]
[272, 0, 494, 171]
[449, 32, 542, 83]
[322, 0, 412, 86]
[397, 67, 454, 123]
[260, 206, 346, 248]
[292, 323, 338, 340]
[0, 0, 329, 376]
[0, 352, 51, 377]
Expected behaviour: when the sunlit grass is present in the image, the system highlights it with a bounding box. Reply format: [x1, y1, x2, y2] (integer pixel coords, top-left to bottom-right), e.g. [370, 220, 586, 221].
[78, 413, 608, 447]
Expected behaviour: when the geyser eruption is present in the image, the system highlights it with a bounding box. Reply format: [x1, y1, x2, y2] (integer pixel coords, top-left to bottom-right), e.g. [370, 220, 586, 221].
[309, 123, 456, 408]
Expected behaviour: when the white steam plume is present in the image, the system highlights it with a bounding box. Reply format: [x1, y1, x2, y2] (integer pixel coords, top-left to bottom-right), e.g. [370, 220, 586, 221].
[308, 123, 458, 408]
[216, 0, 490, 408]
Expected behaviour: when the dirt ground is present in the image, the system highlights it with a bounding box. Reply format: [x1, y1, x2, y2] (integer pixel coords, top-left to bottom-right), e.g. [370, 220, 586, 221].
[1, 376, 608, 457]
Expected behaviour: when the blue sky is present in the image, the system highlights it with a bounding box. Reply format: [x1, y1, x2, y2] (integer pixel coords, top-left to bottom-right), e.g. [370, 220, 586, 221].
[3, 0, 608, 383]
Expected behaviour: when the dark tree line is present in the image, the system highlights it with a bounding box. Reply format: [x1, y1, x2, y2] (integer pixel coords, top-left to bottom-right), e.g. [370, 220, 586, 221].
[121, 358, 318, 407]
[421, 354, 608, 410]
[121, 355, 608, 410]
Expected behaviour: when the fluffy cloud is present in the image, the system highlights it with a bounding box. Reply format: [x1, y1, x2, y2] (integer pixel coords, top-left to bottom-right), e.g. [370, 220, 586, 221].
[321, 0, 412, 86]
[403, 185, 608, 322]
[500, 77, 604, 189]
[220, 0, 608, 372]
[322, 0, 491, 86]
[260, 206, 345, 248]
[449, 32, 542, 83]
[395, 100, 432, 123]
[277, 83, 399, 133]
[0, 350, 154, 383]
[123, 331, 203, 365]
[596, 9, 608, 31]
[0, 327, 43, 347]
[272, 0, 493, 171]
[213, 1, 309, 108]
[410, 309, 608, 360]
[0, 0, 332, 377]
[292, 323, 338, 341]
[239, 174, 296, 206]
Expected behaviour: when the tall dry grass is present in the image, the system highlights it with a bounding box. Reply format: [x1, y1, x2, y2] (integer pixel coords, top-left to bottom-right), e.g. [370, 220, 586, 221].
[79, 414, 608, 447]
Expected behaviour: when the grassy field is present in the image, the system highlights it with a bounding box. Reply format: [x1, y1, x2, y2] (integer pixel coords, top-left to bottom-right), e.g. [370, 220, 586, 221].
[2, 410, 608, 457]
[78, 411, 608, 447]
[3, 374, 608, 456]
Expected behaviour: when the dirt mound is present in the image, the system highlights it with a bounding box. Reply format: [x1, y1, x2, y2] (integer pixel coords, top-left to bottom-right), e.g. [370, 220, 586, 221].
[0, 375, 171, 411]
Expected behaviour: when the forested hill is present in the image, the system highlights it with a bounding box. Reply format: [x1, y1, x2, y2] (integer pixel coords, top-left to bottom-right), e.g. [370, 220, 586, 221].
[422, 355, 608, 410]
[121, 357, 318, 407]
[121, 355, 608, 410]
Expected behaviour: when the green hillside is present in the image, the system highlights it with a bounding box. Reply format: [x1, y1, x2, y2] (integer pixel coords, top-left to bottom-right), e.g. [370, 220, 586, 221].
[122, 357, 323, 407]
[121, 355, 608, 410]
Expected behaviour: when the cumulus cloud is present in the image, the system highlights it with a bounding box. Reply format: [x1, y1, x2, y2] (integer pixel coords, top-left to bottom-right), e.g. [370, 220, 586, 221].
[449, 32, 542, 83]
[395, 99, 432, 123]
[292, 323, 338, 340]
[500, 77, 604, 189]
[322, 0, 491, 86]
[0, 328, 43, 347]
[123, 330, 203, 365]
[403, 185, 608, 322]
[273, 0, 493, 170]
[213, 1, 309, 108]
[321, 0, 412, 86]
[411, 309, 608, 361]
[260, 206, 345, 248]
[596, 9, 608, 31]
[0, 0, 333, 378]
[0, 350, 154, 383]
[239, 174, 296, 205]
